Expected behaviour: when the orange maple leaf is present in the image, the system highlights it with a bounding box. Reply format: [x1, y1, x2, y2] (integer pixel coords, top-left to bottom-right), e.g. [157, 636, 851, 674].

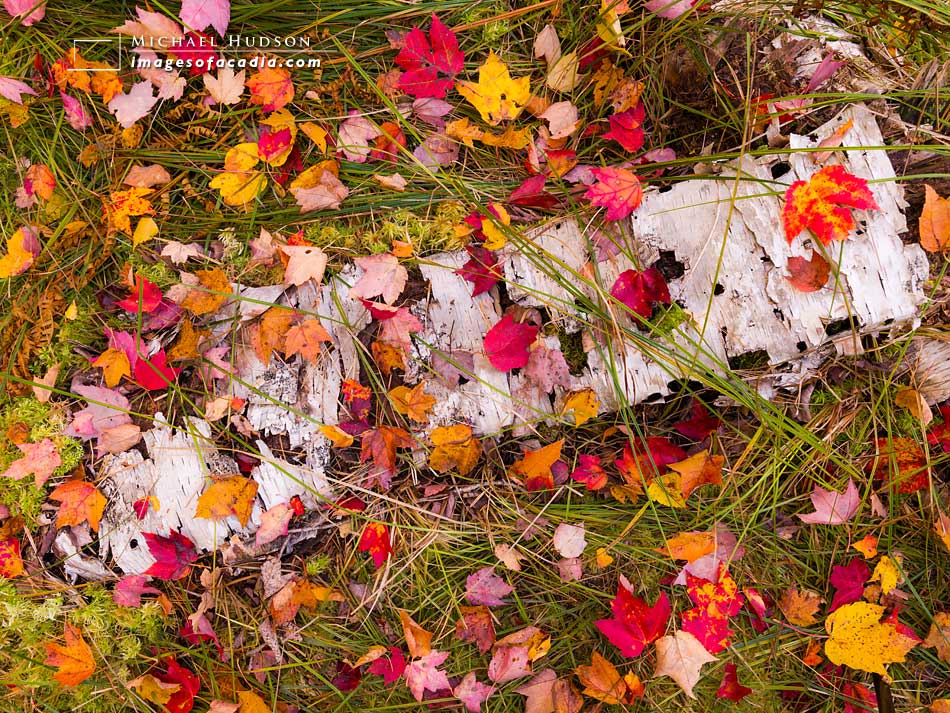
[194, 475, 259, 527]
[782, 165, 879, 245]
[360, 426, 414, 489]
[509, 440, 564, 491]
[668, 450, 724, 499]
[45, 623, 96, 686]
[250, 307, 296, 364]
[48, 480, 108, 533]
[179, 268, 232, 315]
[0, 536, 24, 578]
[284, 318, 333, 362]
[247, 65, 294, 112]
[429, 424, 482, 476]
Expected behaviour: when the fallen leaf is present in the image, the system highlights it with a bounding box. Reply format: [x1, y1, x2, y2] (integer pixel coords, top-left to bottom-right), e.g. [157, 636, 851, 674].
[668, 450, 723, 499]
[456, 605, 496, 654]
[457, 51, 531, 125]
[571, 454, 607, 491]
[561, 389, 599, 426]
[510, 440, 563, 491]
[553, 523, 587, 558]
[824, 602, 918, 675]
[389, 382, 436, 422]
[596, 579, 671, 657]
[195, 475, 258, 527]
[829, 558, 870, 612]
[778, 586, 823, 626]
[786, 252, 831, 292]
[48, 480, 107, 532]
[0, 536, 24, 578]
[360, 425, 414, 489]
[920, 185, 950, 253]
[798, 478, 860, 525]
[653, 630, 717, 699]
[284, 318, 333, 362]
[603, 103, 645, 152]
[395, 14, 464, 99]
[113, 575, 161, 607]
[179, 0, 229, 35]
[203, 67, 244, 105]
[923, 613, 950, 663]
[0, 438, 61, 488]
[484, 315, 539, 371]
[179, 268, 231, 315]
[399, 609, 432, 658]
[870, 555, 902, 596]
[868, 437, 930, 494]
[0, 75, 38, 103]
[143, 531, 198, 581]
[107, 80, 158, 128]
[127, 674, 181, 706]
[782, 165, 879, 245]
[610, 267, 671, 320]
[282, 245, 328, 287]
[92, 348, 131, 387]
[0, 225, 41, 278]
[574, 651, 643, 705]
[367, 647, 407, 685]
[716, 662, 752, 702]
[45, 623, 96, 686]
[349, 253, 408, 304]
[661, 531, 716, 563]
[358, 521, 393, 568]
[405, 650, 452, 702]
[586, 167, 643, 220]
[247, 65, 293, 112]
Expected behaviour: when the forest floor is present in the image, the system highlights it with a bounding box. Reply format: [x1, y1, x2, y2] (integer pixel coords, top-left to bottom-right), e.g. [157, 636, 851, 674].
[1, 0, 950, 712]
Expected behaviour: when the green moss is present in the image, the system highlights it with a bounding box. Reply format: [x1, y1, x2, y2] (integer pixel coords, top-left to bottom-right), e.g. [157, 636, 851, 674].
[127, 251, 178, 289]
[35, 286, 104, 376]
[556, 328, 588, 375]
[0, 582, 168, 711]
[0, 398, 83, 520]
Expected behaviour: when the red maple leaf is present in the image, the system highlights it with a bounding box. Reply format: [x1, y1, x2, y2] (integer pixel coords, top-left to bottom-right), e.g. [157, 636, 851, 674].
[926, 405, 950, 453]
[367, 647, 407, 685]
[395, 15, 464, 98]
[602, 102, 645, 152]
[595, 579, 670, 657]
[610, 267, 671, 319]
[615, 436, 686, 483]
[483, 314, 539, 371]
[571, 454, 608, 491]
[154, 657, 200, 713]
[456, 246, 502, 296]
[358, 521, 393, 568]
[717, 663, 753, 702]
[828, 558, 870, 612]
[132, 348, 182, 391]
[585, 166, 643, 220]
[143, 531, 197, 580]
[673, 398, 720, 440]
[116, 274, 163, 313]
[782, 165, 879, 245]
[507, 174, 561, 209]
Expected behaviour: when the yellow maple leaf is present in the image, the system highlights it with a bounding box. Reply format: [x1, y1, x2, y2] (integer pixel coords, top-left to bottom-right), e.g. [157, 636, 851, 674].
[211, 143, 267, 207]
[0, 226, 39, 279]
[389, 382, 437, 422]
[127, 674, 180, 705]
[258, 109, 298, 167]
[646, 472, 686, 508]
[195, 475, 259, 527]
[320, 425, 355, 448]
[561, 388, 599, 426]
[456, 51, 531, 126]
[870, 555, 902, 596]
[92, 348, 131, 387]
[825, 602, 918, 675]
[300, 121, 328, 152]
[180, 268, 232, 316]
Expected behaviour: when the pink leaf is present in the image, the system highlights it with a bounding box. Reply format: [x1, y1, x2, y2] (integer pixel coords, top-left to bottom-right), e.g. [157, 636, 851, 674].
[465, 566, 514, 607]
[413, 132, 459, 169]
[203, 67, 245, 105]
[255, 502, 294, 547]
[454, 672, 494, 713]
[337, 112, 381, 163]
[797, 478, 860, 525]
[0, 438, 61, 488]
[113, 574, 161, 607]
[0, 76, 37, 104]
[524, 346, 571, 393]
[488, 644, 532, 684]
[404, 650, 451, 702]
[483, 315, 539, 371]
[64, 383, 133, 440]
[107, 81, 159, 129]
[3, 0, 45, 25]
[805, 52, 844, 93]
[349, 253, 408, 305]
[179, 0, 230, 36]
[644, 0, 702, 19]
[291, 170, 349, 212]
[59, 92, 92, 131]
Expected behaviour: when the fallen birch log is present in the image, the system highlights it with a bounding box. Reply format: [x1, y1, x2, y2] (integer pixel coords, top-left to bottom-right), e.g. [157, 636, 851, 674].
[87, 102, 930, 578]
